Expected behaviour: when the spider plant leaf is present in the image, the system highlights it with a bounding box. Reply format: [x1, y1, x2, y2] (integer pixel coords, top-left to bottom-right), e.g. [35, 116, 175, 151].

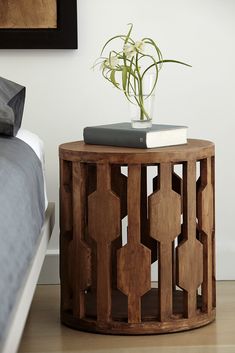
[141, 60, 159, 97]
[142, 37, 163, 62]
[110, 70, 120, 89]
[122, 66, 128, 91]
[91, 56, 108, 70]
[157, 59, 192, 67]
[102, 68, 112, 83]
[124, 23, 133, 44]
[124, 66, 138, 80]
[124, 57, 138, 68]
[127, 58, 134, 96]
[142, 63, 156, 76]
[135, 52, 142, 78]
[141, 53, 159, 77]
[124, 91, 135, 104]
[91, 60, 104, 70]
[100, 35, 126, 56]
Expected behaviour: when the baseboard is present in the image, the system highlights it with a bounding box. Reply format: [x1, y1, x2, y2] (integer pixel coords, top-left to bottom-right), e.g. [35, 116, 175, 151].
[217, 248, 235, 280]
[38, 250, 60, 284]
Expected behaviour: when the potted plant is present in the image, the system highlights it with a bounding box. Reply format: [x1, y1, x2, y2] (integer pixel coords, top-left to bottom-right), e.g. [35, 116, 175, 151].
[94, 24, 191, 128]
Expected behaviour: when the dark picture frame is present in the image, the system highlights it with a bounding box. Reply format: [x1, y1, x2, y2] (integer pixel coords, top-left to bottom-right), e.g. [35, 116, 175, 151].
[0, 0, 77, 49]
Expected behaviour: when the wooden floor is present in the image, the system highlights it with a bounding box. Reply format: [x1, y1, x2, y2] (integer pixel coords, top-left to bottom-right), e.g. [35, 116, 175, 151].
[19, 282, 235, 353]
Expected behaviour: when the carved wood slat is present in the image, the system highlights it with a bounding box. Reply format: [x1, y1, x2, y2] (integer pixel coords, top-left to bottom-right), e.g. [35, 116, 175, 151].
[172, 168, 183, 290]
[155, 169, 183, 222]
[60, 159, 73, 312]
[141, 166, 148, 248]
[117, 164, 151, 324]
[72, 162, 91, 318]
[85, 164, 98, 292]
[154, 167, 183, 290]
[197, 158, 214, 313]
[141, 166, 158, 263]
[149, 163, 181, 321]
[88, 163, 120, 323]
[111, 165, 127, 289]
[211, 156, 216, 308]
[177, 161, 203, 318]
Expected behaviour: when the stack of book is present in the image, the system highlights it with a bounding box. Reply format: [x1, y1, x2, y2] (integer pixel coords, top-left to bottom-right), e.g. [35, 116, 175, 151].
[83, 122, 188, 149]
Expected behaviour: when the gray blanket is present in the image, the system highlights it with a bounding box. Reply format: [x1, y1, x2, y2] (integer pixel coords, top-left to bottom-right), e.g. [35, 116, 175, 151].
[0, 136, 45, 343]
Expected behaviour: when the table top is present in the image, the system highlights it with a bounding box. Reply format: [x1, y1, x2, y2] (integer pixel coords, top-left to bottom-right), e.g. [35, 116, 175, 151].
[59, 139, 214, 164]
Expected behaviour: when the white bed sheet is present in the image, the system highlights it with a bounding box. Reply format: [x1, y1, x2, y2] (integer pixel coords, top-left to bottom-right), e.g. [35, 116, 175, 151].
[16, 129, 48, 210]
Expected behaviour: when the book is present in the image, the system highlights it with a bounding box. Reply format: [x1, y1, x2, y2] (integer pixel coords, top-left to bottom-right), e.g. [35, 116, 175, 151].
[83, 122, 188, 149]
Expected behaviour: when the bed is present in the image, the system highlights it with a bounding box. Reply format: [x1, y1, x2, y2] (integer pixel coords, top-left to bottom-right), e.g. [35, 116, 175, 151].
[0, 129, 55, 353]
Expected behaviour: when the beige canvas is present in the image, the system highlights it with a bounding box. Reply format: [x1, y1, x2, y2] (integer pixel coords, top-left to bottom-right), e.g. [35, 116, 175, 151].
[0, 0, 57, 28]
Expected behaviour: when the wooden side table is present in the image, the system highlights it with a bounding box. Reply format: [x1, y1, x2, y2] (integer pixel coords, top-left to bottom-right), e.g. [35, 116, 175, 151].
[59, 139, 215, 334]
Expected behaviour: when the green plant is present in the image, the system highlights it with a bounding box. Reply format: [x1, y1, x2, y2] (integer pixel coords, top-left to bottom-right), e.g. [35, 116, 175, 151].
[94, 24, 191, 121]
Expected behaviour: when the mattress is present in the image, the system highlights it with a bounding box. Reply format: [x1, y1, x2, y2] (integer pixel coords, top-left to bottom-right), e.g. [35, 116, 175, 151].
[0, 134, 46, 346]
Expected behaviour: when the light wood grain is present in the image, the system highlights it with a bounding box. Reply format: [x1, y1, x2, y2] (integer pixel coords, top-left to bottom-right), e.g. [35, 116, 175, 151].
[59, 139, 215, 164]
[72, 162, 91, 319]
[0, 0, 57, 28]
[149, 163, 181, 321]
[197, 157, 214, 313]
[88, 163, 120, 323]
[59, 159, 73, 312]
[110, 165, 127, 289]
[19, 282, 234, 353]
[141, 166, 158, 264]
[177, 161, 203, 318]
[117, 165, 151, 323]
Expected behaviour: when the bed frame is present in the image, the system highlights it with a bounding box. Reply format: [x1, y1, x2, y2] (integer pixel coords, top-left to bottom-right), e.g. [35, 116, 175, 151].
[1, 202, 55, 353]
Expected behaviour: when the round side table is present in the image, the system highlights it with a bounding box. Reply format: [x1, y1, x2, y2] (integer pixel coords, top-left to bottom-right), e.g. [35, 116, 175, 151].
[59, 139, 215, 335]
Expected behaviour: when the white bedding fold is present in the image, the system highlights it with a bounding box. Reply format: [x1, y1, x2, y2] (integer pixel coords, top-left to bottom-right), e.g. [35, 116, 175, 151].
[16, 129, 48, 210]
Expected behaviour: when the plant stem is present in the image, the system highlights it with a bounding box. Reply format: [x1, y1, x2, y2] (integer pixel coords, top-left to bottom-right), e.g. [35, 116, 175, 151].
[135, 53, 145, 120]
[139, 82, 144, 120]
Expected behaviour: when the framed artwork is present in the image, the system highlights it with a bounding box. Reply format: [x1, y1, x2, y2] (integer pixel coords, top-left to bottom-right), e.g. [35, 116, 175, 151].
[0, 0, 77, 49]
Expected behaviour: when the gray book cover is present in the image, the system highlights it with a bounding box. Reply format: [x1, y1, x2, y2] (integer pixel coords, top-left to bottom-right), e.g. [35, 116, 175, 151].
[83, 122, 188, 149]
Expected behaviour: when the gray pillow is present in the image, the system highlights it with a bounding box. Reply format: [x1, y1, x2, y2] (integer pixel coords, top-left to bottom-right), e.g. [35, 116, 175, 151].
[0, 77, 26, 136]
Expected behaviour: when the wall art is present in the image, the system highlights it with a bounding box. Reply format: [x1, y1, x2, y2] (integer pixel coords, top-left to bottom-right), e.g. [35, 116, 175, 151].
[0, 0, 77, 49]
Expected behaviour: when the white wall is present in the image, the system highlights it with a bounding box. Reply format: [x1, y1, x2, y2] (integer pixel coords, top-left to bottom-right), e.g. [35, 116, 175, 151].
[0, 0, 234, 281]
